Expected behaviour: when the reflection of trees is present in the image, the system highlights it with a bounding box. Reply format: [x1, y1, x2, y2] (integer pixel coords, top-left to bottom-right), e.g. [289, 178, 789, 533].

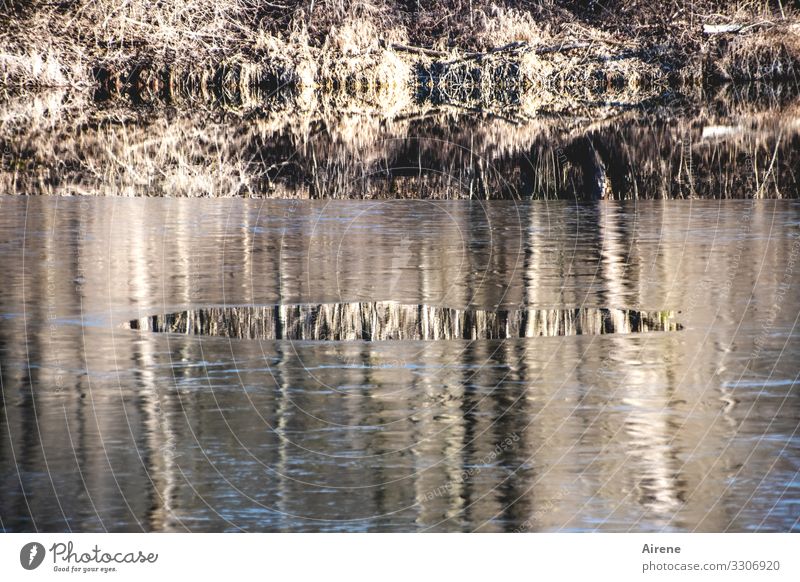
[1, 193, 798, 531]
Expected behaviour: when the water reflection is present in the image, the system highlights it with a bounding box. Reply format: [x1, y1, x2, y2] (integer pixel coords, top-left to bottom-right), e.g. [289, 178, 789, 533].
[125, 304, 681, 340]
[0, 196, 798, 532]
[2, 84, 799, 199]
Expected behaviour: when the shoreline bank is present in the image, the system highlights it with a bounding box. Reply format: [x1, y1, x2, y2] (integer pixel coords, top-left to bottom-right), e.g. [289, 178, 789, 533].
[2, 2, 799, 101]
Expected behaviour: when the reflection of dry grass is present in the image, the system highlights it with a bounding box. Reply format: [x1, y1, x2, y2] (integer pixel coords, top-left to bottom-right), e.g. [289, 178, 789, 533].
[1, 85, 798, 199]
[2, 0, 798, 202]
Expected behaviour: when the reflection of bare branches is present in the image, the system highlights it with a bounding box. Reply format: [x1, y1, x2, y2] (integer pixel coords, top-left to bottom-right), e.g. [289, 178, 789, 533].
[124, 303, 682, 341]
[2, 83, 799, 199]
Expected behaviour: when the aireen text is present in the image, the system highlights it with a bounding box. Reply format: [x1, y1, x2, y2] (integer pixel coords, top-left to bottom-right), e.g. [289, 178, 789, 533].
[49, 542, 158, 565]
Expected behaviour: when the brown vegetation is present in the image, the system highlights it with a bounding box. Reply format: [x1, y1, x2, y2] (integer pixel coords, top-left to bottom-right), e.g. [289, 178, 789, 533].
[1, 1, 798, 201]
[1, 1, 799, 94]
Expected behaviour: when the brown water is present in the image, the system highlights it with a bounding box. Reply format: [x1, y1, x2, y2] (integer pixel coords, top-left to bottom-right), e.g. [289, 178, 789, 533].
[1, 196, 798, 531]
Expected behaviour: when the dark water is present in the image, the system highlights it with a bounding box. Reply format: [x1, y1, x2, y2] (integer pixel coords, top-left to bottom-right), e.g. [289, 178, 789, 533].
[1, 196, 798, 531]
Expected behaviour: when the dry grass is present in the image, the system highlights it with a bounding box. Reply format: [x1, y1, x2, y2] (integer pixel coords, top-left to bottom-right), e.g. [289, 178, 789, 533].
[2, 0, 799, 95]
[717, 24, 800, 81]
[1, 1, 799, 202]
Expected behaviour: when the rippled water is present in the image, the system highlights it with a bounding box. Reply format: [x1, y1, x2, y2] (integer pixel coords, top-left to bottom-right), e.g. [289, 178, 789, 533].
[1, 195, 798, 532]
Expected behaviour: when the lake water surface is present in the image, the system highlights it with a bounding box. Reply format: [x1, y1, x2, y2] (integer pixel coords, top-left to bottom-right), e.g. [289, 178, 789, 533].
[1, 196, 798, 531]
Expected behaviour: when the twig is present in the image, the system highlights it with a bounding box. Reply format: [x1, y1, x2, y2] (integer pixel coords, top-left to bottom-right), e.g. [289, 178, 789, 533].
[379, 40, 447, 58]
[533, 41, 593, 55]
[703, 21, 775, 35]
[380, 40, 594, 63]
